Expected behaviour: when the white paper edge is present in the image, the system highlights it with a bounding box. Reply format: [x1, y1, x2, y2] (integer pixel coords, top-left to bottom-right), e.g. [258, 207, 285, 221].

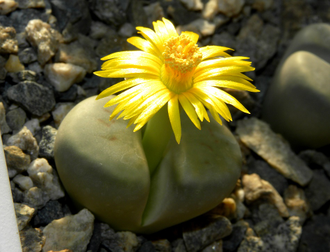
[0, 134, 22, 251]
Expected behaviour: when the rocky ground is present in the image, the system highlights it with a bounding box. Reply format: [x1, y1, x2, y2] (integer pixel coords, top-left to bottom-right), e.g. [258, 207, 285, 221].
[1, 0, 330, 251]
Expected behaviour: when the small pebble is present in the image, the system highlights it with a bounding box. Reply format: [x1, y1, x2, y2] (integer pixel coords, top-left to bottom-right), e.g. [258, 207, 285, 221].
[0, 102, 11, 134]
[217, 0, 245, 17]
[44, 63, 86, 92]
[42, 209, 95, 252]
[51, 103, 75, 128]
[14, 203, 35, 231]
[19, 227, 45, 252]
[0, 0, 17, 14]
[6, 126, 39, 160]
[23, 119, 41, 136]
[13, 174, 34, 191]
[4, 145, 31, 173]
[0, 26, 18, 53]
[27, 158, 65, 201]
[4, 54, 24, 72]
[284, 185, 310, 224]
[242, 173, 289, 217]
[39, 125, 57, 158]
[25, 19, 61, 65]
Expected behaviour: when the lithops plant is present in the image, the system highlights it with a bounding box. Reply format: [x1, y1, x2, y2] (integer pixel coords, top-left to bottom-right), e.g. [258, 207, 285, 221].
[54, 18, 257, 233]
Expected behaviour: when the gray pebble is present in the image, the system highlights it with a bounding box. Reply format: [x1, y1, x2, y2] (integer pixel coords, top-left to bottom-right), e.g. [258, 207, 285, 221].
[7, 81, 55, 116]
[39, 125, 57, 159]
[183, 216, 232, 252]
[6, 107, 26, 132]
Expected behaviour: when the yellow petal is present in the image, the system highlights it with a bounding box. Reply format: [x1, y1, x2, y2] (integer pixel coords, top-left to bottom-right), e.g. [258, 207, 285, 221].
[95, 68, 160, 79]
[96, 77, 158, 100]
[201, 86, 250, 114]
[183, 91, 209, 122]
[181, 31, 199, 44]
[194, 65, 255, 83]
[200, 46, 233, 60]
[133, 89, 173, 130]
[102, 52, 162, 67]
[153, 20, 169, 43]
[208, 105, 223, 125]
[162, 17, 178, 38]
[178, 94, 201, 130]
[121, 83, 167, 120]
[195, 56, 251, 74]
[192, 87, 232, 121]
[194, 78, 259, 93]
[102, 58, 161, 74]
[127, 37, 160, 57]
[136, 26, 164, 53]
[168, 96, 181, 144]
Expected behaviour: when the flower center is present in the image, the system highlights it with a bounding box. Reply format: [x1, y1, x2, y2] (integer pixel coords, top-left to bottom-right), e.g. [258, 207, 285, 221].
[161, 34, 202, 94]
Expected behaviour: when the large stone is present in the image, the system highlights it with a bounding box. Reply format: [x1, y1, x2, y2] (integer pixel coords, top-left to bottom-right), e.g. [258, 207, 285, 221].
[262, 23, 330, 148]
[42, 209, 94, 252]
[54, 96, 242, 233]
[236, 118, 313, 186]
[7, 81, 55, 116]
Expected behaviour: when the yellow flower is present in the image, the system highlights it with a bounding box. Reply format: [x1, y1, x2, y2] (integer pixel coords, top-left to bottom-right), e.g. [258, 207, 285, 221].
[95, 18, 258, 144]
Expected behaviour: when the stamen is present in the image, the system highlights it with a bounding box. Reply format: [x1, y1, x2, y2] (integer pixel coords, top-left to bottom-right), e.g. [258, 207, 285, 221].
[161, 34, 202, 93]
[163, 34, 202, 73]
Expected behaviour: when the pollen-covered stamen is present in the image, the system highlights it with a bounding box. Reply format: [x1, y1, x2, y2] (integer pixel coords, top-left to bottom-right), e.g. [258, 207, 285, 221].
[161, 34, 202, 94]
[163, 34, 202, 73]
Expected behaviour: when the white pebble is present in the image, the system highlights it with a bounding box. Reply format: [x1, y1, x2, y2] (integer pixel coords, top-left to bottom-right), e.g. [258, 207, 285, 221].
[13, 174, 34, 191]
[44, 63, 86, 92]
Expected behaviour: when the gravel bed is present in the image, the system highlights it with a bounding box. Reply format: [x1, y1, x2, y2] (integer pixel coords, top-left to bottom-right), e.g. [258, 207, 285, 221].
[1, 0, 330, 251]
